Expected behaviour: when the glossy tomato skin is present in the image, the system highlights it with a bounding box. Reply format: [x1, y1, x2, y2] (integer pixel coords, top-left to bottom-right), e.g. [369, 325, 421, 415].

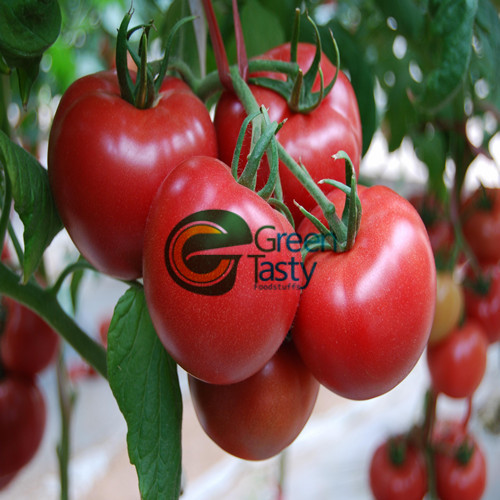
[464, 264, 500, 343]
[433, 422, 487, 500]
[48, 70, 217, 280]
[214, 43, 362, 223]
[0, 374, 46, 476]
[188, 340, 319, 461]
[292, 185, 436, 400]
[143, 156, 301, 385]
[426, 320, 488, 399]
[461, 187, 500, 265]
[369, 440, 428, 500]
[1, 297, 59, 376]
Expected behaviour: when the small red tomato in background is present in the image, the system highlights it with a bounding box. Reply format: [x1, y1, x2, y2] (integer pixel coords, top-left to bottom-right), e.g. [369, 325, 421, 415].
[214, 42, 362, 224]
[1, 297, 59, 376]
[292, 185, 436, 400]
[369, 437, 428, 500]
[48, 70, 217, 280]
[188, 340, 319, 461]
[143, 156, 301, 385]
[461, 187, 500, 265]
[0, 374, 46, 477]
[426, 320, 488, 399]
[464, 263, 500, 343]
[433, 421, 487, 500]
[408, 191, 455, 263]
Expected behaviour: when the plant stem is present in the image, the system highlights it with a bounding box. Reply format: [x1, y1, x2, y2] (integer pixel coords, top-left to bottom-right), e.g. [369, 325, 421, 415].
[56, 351, 76, 500]
[0, 262, 107, 378]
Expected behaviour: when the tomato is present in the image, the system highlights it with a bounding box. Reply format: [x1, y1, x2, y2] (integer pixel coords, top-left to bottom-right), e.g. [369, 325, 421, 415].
[1, 297, 59, 376]
[464, 263, 500, 343]
[433, 422, 487, 500]
[426, 320, 488, 399]
[292, 185, 436, 400]
[188, 339, 319, 461]
[214, 42, 362, 223]
[0, 374, 46, 476]
[143, 156, 301, 384]
[369, 439, 428, 500]
[461, 187, 500, 265]
[48, 70, 217, 280]
[0, 472, 16, 491]
[428, 272, 464, 345]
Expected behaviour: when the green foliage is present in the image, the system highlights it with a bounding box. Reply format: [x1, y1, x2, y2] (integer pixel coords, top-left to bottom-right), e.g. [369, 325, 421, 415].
[0, 0, 61, 105]
[107, 286, 183, 500]
[0, 130, 62, 281]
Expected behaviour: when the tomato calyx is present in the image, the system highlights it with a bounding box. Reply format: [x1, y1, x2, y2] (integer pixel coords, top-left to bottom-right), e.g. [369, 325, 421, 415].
[297, 151, 362, 254]
[249, 9, 340, 114]
[387, 435, 409, 467]
[115, 9, 194, 109]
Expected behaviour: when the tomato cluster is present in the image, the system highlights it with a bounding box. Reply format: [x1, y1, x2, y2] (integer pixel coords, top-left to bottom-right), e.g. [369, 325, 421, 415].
[369, 186, 500, 499]
[43, 19, 442, 460]
[0, 259, 59, 488]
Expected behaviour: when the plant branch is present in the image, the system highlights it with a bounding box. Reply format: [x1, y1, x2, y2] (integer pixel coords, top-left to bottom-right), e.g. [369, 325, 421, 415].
[0, 262, 107, 378]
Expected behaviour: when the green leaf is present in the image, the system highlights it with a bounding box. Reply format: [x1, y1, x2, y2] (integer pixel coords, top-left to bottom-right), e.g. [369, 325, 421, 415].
[471, 0, 500, 110]
[0, 130, 63, 281]
[373, 0, 425, 40]
[417, 0, 478, 112]
[240, 0, 285, 58]
[413, 128, 448, 200]
[107, 287, 183, 500]
[0, 0, 61, 105]
[0, 0, 61, 64]
[318, 21, 377, 155]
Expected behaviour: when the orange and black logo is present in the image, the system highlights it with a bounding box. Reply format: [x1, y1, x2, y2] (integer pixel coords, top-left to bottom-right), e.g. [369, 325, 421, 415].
[164, 210, 252, 296]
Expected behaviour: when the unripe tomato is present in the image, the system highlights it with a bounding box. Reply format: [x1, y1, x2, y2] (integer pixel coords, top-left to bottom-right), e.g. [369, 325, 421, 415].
[188, 340, 319, 461]
[428, 272, 464, 345]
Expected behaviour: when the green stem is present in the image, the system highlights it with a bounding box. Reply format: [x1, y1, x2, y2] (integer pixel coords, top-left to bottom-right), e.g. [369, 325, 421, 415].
[50, 260, 96, 297]
[0, 168, 11, 248]
[0, 262, 107, 378]
[56, 351, 75, 500]
[422, 388, 438, 499]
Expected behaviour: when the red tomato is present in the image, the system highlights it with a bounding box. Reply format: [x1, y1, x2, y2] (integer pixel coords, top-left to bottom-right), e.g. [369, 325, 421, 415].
[1, 297, 59, 376]
[464, 263, 500, 343]
[0, 471, 16, 491]
[426, 320, 488, 399]
[292, 185, 436, 400]
[214, 42, 362, 223]
[0, 374, 46, 476]
[48, 70, 217, 280]
[143, 156, 301, 384]
[188, 340, 319, 461]
[369, 439, 428, 500]
[408, 191, 455, 264]
[461, 187, 500, 265]
[433, 423, 487, 500]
